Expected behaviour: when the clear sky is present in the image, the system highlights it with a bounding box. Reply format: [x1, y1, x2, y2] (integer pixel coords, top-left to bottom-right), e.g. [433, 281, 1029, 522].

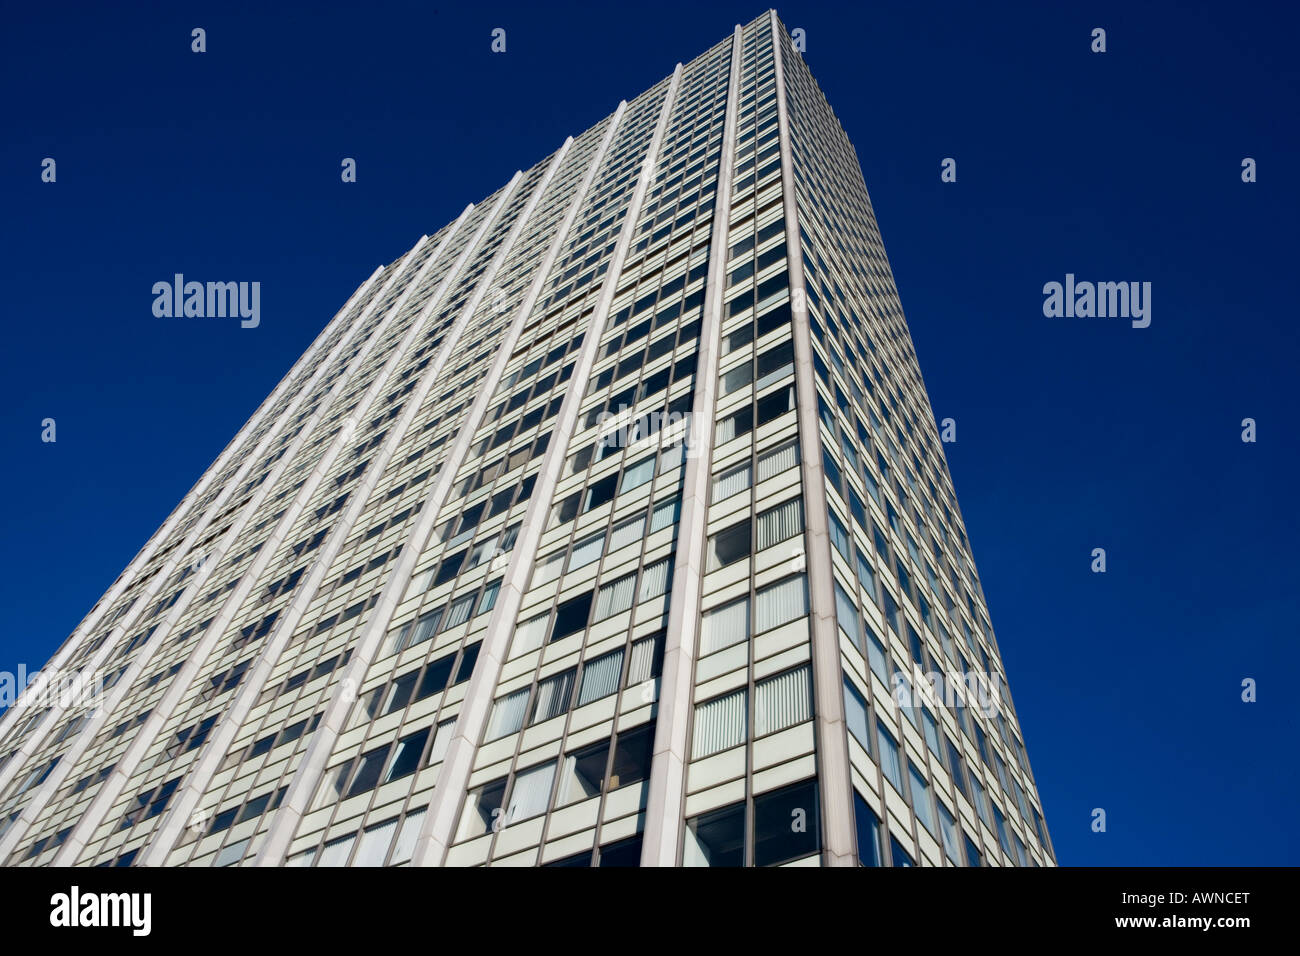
[2, 1, 1296, 866]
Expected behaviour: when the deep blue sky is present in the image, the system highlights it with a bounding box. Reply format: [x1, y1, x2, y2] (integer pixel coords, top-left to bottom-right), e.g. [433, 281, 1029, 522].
[2, 1, 1296, 866]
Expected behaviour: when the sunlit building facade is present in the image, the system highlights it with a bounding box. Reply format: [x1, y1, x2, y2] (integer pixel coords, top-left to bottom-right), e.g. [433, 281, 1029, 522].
[0, 11, 1053, 868]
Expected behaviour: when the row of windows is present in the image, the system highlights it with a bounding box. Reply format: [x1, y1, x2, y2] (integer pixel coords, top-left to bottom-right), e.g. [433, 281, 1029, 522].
[489, 630, 664, 741]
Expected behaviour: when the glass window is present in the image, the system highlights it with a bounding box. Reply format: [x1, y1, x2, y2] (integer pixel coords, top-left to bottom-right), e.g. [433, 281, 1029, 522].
[594, 572, 637, 619]
[684, 801, 745, 867]
[756, 496, 802, 550]
[597, 836, 642, 867]
[389, 810, 425, 866]
[828, 510, 851, 560]
[568, 533, 604, 571]
[458, 778, 507, 840]
[876, 721, 903, 793]
[626, 632, 663, 686]
[608, 515, 645, 553]
[701, 596, 749, 655]
[382, 670, 418, 715]
[713, 462, 752, 501]
[754, 574, 807, 632]
[853, 792, 883, 867]
[214, 837, 250, 868]
[842, 678, 869, 748]
[908, 762, 937, 835]
[937, 801, 962, 864]
[486, 688, 530, 740]
[506, 762, 556, 824]
[384, 728, 429, 783]
[620, 455, 656, 493]
[417, 654, 455, 699]
[638, 557, 671, 601]
[353, 817, 397, 867]
[649, 496, 680, 532]
[834, 581, 861, 648]
[550, 592, 593, 642]
[583, 473, 619, 512]
[706, 520, 751, 570]
[754, 779, 820, 866]
[577, 649, 624, 706]
[756, 439, 799, 482]
[692, 689, 747, 758]
[890, 836, 915, 867]
[530, 669, 576, 724]
[346, 745, 388, 797]
[608, 724, 654, 789]
[556, 739, 610, 806]
[753, 666, 811, 736]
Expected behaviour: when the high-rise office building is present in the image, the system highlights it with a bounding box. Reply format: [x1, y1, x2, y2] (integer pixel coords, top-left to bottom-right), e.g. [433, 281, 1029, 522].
[0, 11, 1053, 868]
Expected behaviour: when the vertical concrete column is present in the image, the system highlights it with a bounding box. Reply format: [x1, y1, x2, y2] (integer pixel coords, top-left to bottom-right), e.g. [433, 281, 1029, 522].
[639, 24, 745, 868]
[769, 10, 857, 867]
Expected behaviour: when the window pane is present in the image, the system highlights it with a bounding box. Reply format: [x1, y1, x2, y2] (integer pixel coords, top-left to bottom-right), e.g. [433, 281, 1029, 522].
[684, 802, 745, 867]
[443, 594, 475, 629]
[756, 440, 799, 482]
[754, 574, 807, 633]
[938, 802, 962, 863]
[486, 688, 530, 740]
[556, 740, 609, 806]
[834, 581, 861, 648]
[568, 533, 604, 571]
[507, 762, 556, 824]
[384, 728, 429, 783]
[843, 678, 869, 747]
[608, 724, 654, 789]
[909, 763, 937, 836]
[756, 496, 802, 551]
[754, 666, 811, 736]
[608, 515, 645, 553]
[353, 818, 397, 867]
[706, 520, 751, 570]
[550, 593, 593, 642]
[701, 597, 749, 655]
[754, 780, 820, 866]
[620, 455, 656, 493]
[317, 833, 355, 867]
[713, 462, 752, 501]
[346, 745, 388, 797]
[389, 810, 425, 866]
[638, 557, 671, 602]
[594, 572, 637, 619]
[853, 793, 883, 867]
[693, 689, 747, 758]
[511, 616, 548, 658]
[876, 722, 903, 793]
[577, 650, 624, 706]
[457, 779, 506, 840]
[649, 496, 680, 532]
[626, 633, 663, 686]
[530, 669, 576, 724]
